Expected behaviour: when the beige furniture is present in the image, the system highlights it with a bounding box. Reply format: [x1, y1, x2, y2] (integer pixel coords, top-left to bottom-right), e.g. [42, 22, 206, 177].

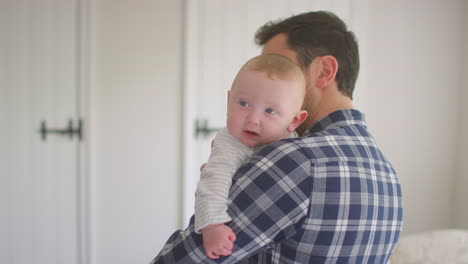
[390, 229, 468, 264]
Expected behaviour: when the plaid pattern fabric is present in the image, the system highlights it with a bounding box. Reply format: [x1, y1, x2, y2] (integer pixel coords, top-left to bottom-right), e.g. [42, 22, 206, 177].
[151, 109, 403, 264]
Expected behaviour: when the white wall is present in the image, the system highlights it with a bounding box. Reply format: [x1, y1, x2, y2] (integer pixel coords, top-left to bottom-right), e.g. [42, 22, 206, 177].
[454, 0, 468, 229]
[90, 0, 183, 263]
[367, 0, 464, 234]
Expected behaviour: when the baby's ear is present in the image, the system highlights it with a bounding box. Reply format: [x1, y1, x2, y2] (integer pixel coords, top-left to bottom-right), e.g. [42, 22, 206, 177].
[288, 110, 308, 132]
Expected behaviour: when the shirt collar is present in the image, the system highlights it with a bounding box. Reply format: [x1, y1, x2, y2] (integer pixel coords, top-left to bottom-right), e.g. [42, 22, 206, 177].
[305, 109, 367, 135]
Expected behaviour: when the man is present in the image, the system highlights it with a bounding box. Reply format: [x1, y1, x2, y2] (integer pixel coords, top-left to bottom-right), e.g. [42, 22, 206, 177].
[151, 11, 403, 264]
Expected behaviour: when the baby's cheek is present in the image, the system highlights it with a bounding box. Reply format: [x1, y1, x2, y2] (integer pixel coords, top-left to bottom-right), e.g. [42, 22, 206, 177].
[226, 118, 236, 133]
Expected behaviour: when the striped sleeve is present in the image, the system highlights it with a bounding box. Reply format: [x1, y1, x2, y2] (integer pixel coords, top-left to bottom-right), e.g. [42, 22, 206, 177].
[194, 128, 253, 233]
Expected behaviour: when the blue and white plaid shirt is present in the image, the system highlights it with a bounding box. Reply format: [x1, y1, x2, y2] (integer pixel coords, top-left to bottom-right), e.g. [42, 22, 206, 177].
[151, 109, 403, 264]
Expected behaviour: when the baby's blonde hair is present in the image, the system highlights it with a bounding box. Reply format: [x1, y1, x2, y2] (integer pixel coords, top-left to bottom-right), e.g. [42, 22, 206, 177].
[232, 54, 305, 99]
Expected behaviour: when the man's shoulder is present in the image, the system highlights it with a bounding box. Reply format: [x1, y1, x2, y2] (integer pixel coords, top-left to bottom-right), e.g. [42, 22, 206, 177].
[258, 137, 307, 156]
[256, 133, 334, 156]
[234, 137, 314, 191]
[278, 126, 379, 163]
[242, 138, 311, 169]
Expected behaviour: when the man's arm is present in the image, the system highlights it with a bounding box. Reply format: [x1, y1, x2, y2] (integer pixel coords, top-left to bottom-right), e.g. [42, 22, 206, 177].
[150, 140, 312, 263]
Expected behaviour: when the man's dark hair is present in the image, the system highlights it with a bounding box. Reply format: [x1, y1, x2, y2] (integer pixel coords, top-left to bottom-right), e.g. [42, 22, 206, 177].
[255, 11, 359, 99]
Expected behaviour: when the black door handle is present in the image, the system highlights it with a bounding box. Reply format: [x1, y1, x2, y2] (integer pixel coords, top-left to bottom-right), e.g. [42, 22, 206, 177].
[194, 119, 221, 138]
[39, 119, 82, 141]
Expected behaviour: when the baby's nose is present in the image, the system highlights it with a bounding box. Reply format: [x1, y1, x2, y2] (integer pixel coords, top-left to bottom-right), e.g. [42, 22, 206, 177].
[247, 112, 260, 125]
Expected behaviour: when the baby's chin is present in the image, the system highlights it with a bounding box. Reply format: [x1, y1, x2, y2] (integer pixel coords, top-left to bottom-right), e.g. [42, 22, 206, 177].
[241, 139, 260, 148]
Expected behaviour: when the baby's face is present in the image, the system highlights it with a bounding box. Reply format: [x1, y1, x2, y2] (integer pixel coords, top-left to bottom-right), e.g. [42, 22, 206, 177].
[227, 70, 304, 147]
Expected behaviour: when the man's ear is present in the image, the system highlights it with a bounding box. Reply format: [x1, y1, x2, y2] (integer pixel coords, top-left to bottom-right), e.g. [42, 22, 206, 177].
[288, 110, 308, 132]
[316, 55, 338, 89]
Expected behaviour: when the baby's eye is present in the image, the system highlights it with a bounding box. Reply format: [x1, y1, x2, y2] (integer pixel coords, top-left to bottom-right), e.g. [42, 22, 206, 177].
[239, 100, 249, 107]
[265, 108, 277, 115]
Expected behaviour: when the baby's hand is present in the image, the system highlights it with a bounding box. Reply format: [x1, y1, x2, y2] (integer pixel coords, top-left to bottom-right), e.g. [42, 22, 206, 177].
[201, 224, 236, 259]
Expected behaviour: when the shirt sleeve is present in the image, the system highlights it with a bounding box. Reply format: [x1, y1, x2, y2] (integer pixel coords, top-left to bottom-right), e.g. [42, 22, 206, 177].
[149, 139, 312, 264]
[194, 128, 253, 233]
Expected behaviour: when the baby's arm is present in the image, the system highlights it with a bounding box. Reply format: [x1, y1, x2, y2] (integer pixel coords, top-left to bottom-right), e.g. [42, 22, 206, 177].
[195, 129, 254, 258]
[201, 223, 237, 259]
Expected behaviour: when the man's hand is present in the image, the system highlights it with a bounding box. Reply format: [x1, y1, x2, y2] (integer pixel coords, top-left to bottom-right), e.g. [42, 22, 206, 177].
[201, 224, 236, 259]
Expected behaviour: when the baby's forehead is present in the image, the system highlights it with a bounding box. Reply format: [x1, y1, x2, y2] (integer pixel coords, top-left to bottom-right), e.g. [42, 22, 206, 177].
[242, 69, 304, 92]
[240, 67, 300, 80]
[236, 69, 303, 85]
[232, 71, 304, 100]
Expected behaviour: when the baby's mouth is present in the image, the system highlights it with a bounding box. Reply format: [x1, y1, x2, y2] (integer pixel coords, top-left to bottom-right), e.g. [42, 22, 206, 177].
[243, 130, 259, 137]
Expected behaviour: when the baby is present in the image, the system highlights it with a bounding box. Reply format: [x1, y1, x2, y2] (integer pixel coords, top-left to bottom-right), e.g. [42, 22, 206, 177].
[194, 53, 308, 259]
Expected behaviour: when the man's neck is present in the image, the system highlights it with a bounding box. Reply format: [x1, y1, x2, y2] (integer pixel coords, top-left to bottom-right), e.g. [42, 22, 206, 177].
[298, 93, 353, 135]
[311, 94, 353, 124]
